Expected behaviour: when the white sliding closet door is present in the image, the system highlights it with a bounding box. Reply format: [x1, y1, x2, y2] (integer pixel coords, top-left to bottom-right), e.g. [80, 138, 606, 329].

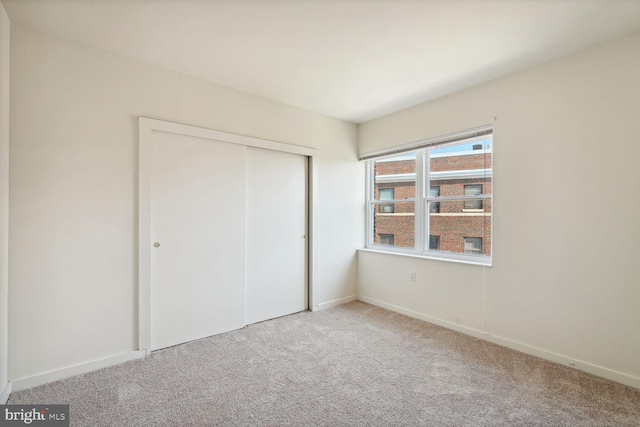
[245, 147, 307, 324]
[150, 131, 246, 351]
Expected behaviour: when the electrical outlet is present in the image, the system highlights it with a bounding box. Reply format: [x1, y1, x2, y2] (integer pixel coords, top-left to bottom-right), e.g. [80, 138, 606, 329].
[410, 272, 416, 282]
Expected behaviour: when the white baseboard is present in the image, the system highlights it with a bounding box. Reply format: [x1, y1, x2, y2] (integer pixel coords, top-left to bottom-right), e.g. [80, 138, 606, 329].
[357, 296, 488, 339]
[312, 295, 357, 311]
[0, 381, 11, 404]
[358, 295, 640, 390]
[10, 350, 147, 392]
[484, 334, 640, 390]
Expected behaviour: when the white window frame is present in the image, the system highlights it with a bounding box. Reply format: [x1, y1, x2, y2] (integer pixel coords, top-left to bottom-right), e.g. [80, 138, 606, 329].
[364, 127, 493, 266]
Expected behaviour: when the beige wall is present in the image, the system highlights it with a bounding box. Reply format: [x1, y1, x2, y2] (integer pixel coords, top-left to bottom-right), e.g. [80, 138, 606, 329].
[358, 31, 640, 388]
[0, 0, 9, 403]
[9, 25, 363, 383]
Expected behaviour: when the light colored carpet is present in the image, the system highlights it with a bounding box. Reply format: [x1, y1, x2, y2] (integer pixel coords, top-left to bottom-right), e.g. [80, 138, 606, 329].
[8, 301, 640, 426]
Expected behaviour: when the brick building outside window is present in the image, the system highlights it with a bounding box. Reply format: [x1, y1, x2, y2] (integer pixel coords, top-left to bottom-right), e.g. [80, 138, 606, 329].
[372, 141, 492, 257]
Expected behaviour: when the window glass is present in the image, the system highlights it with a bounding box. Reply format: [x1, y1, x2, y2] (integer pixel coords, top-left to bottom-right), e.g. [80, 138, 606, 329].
[464, 237, 483, 254]
[379, 234, 394, 246]
[464, 185, 483, 209]
[373, 153, 416, 200]
[427, 138, 492, 257]
[379, 188, 394, 213]
[372, 201, 415, 248]
[429, 186, 440, 213]
[429, 235, 440, 250]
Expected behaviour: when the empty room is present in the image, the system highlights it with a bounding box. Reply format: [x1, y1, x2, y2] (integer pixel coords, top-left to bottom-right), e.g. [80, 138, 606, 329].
[0, 0, 639, 426]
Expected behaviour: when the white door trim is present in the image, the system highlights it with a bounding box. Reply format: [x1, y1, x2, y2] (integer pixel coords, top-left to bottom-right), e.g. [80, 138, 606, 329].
[138, 117, 317, 355]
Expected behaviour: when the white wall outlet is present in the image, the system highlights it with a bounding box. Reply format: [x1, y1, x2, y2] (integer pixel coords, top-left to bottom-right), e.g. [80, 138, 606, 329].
[410, 272, 416, 282]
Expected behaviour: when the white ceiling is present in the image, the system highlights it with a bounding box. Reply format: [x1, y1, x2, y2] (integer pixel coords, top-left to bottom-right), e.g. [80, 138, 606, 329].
[4, 0, 640, 123]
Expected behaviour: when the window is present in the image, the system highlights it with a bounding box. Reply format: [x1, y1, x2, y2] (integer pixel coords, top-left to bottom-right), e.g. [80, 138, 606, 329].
[464, 185, 483, 210]
[429, 235, 440, 250]
[464, 237, 482, 254]
[379, 234, 394, 246]
[364, 127, 492, 265]
[429, 186, 440, 213]
[379, 188, 394, 213]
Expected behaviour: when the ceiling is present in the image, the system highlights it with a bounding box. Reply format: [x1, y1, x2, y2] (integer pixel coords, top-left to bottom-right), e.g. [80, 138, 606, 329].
[4, 0, 640, 123]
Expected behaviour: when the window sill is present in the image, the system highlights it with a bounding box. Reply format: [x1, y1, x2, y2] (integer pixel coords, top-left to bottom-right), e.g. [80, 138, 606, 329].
[358, 247, 492, 267]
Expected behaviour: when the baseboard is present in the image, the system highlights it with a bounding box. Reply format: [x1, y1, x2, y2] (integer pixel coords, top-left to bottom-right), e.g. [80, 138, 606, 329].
[10, 350, 147, 392]
[357, 295, 640, 390]
[357, 296, 488, 339]
[312, 295, 357, 311]
[484, 334, 640, 390]
[0, 381, 10, 404]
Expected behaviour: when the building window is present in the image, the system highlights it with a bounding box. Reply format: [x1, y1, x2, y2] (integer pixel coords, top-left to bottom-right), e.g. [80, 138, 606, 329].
[429, 235, 440, 250]
[464, 184, 483, 210]
[364, 127, 492, 265]
[379, 234, 394, 246]
[429, 186, 440, 213]
[464, 237, 483, 255]
[379, 188, 394, 213]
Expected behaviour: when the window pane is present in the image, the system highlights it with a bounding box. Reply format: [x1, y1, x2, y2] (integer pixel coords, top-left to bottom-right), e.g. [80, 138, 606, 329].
[464, 237, 483, 254]
[464, 200, 483, 210]
[428, 199, 491, 256]
[429, 235, 440, 250]
[429, 138, 492, 198]
[379, 188, 394, 200]
[373, 201, 414, 248]
[463, 185, 483, 209]
[379, 203, 394, 213]
[379, 234, 394, 246]
[464, 184, 482, 196]
[428, 186, 440, 213]
[374, 153, 416, 200]
[379, 188, 394, 213]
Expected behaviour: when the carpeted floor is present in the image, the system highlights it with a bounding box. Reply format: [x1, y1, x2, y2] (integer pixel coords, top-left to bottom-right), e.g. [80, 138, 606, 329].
[8, 301, 640, 426]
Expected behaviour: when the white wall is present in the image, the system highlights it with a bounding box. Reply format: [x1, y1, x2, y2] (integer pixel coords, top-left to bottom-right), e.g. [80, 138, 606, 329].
[0, 0, 10, 403]
[358, 31, 640, 388]
[9, 25, 363, 384]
